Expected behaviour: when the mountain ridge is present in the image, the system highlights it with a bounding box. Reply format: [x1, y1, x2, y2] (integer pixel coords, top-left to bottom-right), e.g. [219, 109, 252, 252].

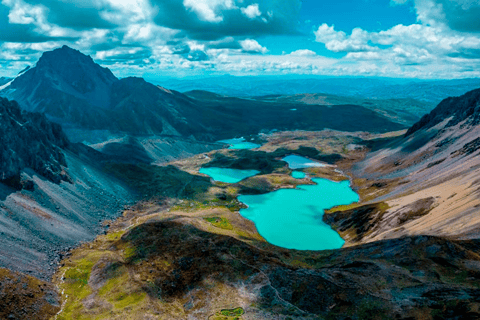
[0, 46, 408, 149]
[406, 87, 480, 136]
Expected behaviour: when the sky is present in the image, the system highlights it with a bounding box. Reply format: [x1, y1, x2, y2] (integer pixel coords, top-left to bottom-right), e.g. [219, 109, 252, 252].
[1, 0, 480, 79]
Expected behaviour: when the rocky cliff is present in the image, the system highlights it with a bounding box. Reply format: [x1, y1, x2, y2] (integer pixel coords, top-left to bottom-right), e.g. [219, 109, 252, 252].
[0, 97, 69, 186]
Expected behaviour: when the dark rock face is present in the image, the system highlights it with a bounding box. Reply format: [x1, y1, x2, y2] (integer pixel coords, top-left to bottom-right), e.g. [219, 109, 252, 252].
[451, 137, 480, 157]
[406, 87, 480, 136]
[0, 98, 70, 184]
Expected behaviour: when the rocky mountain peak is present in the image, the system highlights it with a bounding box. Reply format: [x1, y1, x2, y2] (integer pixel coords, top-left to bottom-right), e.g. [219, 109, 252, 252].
[6, 46, 118, 111]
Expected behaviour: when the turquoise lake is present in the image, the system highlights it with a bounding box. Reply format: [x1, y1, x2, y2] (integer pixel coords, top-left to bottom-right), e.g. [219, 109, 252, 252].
[283, 155, 326, 169]
[200, 167, 260, 183]
[218, 138, 261, 150]
[292, 171, 306, 179]
[238, 178, 359, 250]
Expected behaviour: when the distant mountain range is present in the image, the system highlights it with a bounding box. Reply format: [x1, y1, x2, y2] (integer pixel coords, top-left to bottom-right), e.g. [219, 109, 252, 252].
[154, 75, 480, 104]
[0, 46, 407, 148]
[252, 93, 433, 126]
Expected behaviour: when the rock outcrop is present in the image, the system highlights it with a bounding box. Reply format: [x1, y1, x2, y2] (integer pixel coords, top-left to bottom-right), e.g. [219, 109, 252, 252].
[0, 97, 69, 185]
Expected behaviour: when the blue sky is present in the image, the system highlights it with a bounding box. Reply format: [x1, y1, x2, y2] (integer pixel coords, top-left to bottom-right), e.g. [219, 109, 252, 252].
[1, 0, 480, 79]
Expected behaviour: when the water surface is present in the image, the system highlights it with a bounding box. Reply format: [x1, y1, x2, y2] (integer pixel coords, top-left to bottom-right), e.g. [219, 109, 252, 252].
[238, 178, 359, 250]
[218, 138, 261, 150]
[200, 167, 260, 183]
[291, 171, 306, 179]
[283, 155, 326, 169]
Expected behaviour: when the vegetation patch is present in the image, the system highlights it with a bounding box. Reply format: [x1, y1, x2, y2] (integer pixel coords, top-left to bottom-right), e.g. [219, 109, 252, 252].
[205, 217, 234, 230]
[210, 307, 245, 319]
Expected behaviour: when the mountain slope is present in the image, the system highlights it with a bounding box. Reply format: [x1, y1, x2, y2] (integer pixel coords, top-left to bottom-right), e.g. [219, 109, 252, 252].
[327, 86, 480, 246]
[0, 98, 134, 279]
[0, 98, 69, 185]
[406, 87, 480, 136]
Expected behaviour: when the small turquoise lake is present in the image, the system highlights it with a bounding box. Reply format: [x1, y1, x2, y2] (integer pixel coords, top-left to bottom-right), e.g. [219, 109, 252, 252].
[200, 167, 260, 183]
[283, 155, 326, 169]
[238, 178, 359, 250]
[292, 171, 306, 179]
[218, 138, 261, 150]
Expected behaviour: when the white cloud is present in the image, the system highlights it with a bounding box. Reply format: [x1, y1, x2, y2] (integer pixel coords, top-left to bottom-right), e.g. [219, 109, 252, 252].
[289, 49, 317, 56]
[394, 0, 480, 32]
[241, 4, 261, 19]
[239, 39, 267, 54]
[182, 0, 236, 23]
[314, 24, 377, 52]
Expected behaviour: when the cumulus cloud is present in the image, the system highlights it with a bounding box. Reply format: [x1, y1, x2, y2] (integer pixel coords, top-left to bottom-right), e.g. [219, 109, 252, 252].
[316, 21, 480, 65]
[315, 24, 376, 52]
[392, 0, 480, 32]
[289, 49, 317, 56]
[183, 0, 232, 23]
[150, 0, 301, 40]
[0, 3, 55, 42]
[241, 4, 261, 19]
[1, 0, 480, 79]
[239, 39, 267, 54]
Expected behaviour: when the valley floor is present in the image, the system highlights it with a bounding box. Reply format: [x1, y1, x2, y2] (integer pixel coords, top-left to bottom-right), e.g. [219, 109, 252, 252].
[45, 130, 480, 320]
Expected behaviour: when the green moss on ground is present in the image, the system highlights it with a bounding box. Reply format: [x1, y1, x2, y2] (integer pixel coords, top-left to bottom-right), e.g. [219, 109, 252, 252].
[205, 217, 234, 230]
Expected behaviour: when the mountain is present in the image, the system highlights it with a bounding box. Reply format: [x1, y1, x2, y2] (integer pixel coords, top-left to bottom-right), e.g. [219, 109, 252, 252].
[327, 86, 480, 247]
[1, 47, 408, 151]
[0, 97, 134, 279]
[182, 90, 407, 136]
[406, 87, 480, 136]
[1, 46, 212, 141]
